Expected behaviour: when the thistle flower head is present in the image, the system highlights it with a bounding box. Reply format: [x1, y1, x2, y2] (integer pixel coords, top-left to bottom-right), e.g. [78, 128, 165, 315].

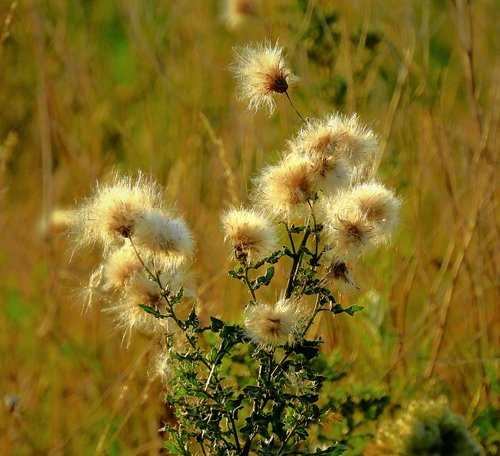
[307, 155, 350, 196]
[244, 298, 305, 347]
[74, 175, 163, 251]
[106, 264, 192, 342]
[324, 260, 359, 295]
[103, 245, 142, 289]
[132, 209, 194, 260]
[349, 182, 401, 241]
[106, 273, 169, 341]
[290, 113, 378, 183]
[222, 0, 258, 29]
[369, 399, 484, 456]
[221, 207, 278, 264]
[229, 41, 298, 115]
[320, 194, 377, 259]
[252, 154, 315, 220]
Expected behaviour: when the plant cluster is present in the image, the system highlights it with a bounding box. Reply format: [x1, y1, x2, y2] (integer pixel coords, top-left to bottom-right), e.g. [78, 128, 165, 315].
[366, 399, 484, 456]
[71, 41, 402, 455]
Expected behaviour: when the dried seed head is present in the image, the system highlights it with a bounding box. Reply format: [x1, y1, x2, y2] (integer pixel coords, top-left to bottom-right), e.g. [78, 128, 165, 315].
[133, 209, 194, 260]
[222, 0, 258, 29]
[244, 299, 305, 347]
[105, 273, 169, 342]
[74, 175, 163, 251]
[103, 246, 142, 289]
[38, 208, 74, 237]
[349, 182, 401, 241]
[252, 154, 315, 220]
[229, 41, 298, 115]
[307, 155, 350, 196]
[324, 261, 359, 295]
[153, 350, 173, 385]
[319, 194, 377, 259]
[290, 113, 379, 183]
[221, 207, 278, 263]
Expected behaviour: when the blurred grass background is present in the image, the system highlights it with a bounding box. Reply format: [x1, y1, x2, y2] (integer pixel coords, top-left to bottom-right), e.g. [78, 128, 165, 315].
[0, 0, 498, 454]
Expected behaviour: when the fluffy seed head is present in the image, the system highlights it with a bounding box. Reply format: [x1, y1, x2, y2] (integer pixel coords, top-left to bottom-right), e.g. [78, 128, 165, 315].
[307, 155, 350, 196]
[229, 41, 298, 115]
[221, 207, 278, 263]
[290, 113, 378, 182]
[324, 260, 359, 295]
[320, 182, 400, 258]
[103, 246, 142, 289]
[320, 194, 377, 258]
[244, 299, 305, 346]
[107, 274, 169, 340]
[252, 155, 315, 220]
[349, 182, 401, 240]
[74, 175, 163, 251]
[133, 209, 194, 260]
[222, 0, 258, 29]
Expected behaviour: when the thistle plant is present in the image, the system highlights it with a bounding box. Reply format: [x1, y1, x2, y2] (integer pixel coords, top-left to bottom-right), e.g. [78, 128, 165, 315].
[366, 399, 484, 456]
[71, 41, 401, 455]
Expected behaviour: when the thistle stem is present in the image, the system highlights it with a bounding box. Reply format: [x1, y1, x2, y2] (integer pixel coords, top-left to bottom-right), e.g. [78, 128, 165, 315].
[284, 90, 306, 123]
[243, 266, 257, 303]
[285, 228, 311, 298]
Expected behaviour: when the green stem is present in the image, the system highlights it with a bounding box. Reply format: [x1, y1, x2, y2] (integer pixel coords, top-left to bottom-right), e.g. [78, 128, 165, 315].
[229, 414, 241, 452]
[285, 91, 306, 123]
[285, 228, 311, 299]
[284, 222, 297, 255]
[307, 200, 320, 265]
[243, 266, 257, 303]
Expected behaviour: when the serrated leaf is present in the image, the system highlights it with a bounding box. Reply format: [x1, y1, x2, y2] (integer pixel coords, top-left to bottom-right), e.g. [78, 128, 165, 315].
[210, 316, 225, 332]
[138, 304, 164, 318]
[163, 441, 185, 455]
[228, 270, 240, 279]
[266, 250, 284, 264]
[344, 305, 364, 316]
[252, 266, 275, 289]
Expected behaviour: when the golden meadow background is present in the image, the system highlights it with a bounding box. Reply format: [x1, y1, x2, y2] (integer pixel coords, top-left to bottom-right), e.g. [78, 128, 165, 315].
[0, 0, 498, 454]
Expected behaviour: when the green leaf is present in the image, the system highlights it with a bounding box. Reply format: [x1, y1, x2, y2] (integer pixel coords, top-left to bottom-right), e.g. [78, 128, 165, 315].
[266, 250, 284, 264]
[210, 316, 225, 332]
[138, 304, 164, 319]
[163, 441, 185, 455]
[228, 270, 240, 279]
[308, 444, 347, 455]
[185, 308, 199, 328]
[243, 385, 263, 400]
[344, 305, 364, 316]
[252, 266, 275, 289]
[289, 225, 306, 233]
